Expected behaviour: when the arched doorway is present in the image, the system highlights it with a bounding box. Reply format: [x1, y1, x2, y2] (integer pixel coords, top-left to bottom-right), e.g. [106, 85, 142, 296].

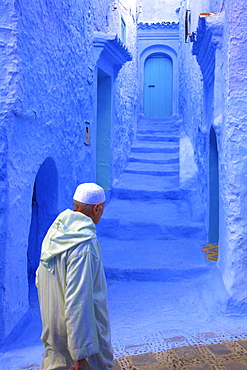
[208, 126, 219, 244]
[27, 158, 58, 297]
[96, 68, 112, 190]
[144, 53, 173, 117]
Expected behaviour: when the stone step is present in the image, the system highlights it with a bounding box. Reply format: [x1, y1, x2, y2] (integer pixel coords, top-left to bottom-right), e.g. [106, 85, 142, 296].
[112, 186, 183, 200]
[98, 199, 205, 240]
[136, 134, 179, 142]
[125, 162, 179, 176]
[99, 238, 209, 282]
[131, 141, 179, 154]
[101, 198, 192, 224]
[128, 152, 179, 164]
[137, 118, 180, 132]
[139, 114, 180, 124]
[137, 124, 179, 136]
[98, 217, 205, 240]
[124, 169, 178, 177]
[104, 265, 211, 282]
[112, 173, 180, 199]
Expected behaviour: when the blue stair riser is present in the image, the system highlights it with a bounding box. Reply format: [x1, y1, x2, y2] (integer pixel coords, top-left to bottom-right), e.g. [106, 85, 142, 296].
[136, 135, 179, 142]
[139, 115, 180, 123]
[104, 266, 210, 282]
[128, 157, 179, 164]
[131, 147, 179, 153]
[124, 169, 179, 177]
[111, 188, 184, 200]
[98, 221, 206, 240]
[138, 130, 179, 136]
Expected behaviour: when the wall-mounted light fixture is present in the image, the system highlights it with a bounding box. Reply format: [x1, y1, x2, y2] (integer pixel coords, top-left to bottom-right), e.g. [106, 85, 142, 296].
[112, 0, 117, 10]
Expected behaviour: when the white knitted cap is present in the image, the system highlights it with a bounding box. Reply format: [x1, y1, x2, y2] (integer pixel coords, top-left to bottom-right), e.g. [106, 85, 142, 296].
[73, 183, 106, 205]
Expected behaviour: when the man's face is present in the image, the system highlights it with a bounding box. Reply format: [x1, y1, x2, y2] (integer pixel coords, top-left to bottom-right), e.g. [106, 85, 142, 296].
[92, 202, 105, 224]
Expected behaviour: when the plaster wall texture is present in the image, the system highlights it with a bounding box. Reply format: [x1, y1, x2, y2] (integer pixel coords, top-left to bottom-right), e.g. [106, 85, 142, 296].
[178, 2, 205, 198]
[0, 0, 19, 341]
[217, 0, 247, 301]
[138, 0, 180, 23]
[1, 0, 138, 339]
[186, 0, 224, 31]
[93, 0, 139, 183]
[108, 0, 139, 182]
[179, 0, 247, 303]
[4, 0, 96, 339]
[179, 1, 226, 228]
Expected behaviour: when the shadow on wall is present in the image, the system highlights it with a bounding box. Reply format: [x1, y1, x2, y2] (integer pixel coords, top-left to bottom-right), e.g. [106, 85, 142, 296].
[96, 68, 112, 191]
[27, 158, 58, 291]
[209, 126, 219, 245]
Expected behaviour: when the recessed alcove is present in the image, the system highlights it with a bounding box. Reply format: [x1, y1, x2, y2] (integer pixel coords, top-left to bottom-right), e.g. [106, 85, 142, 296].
[93, 32, 132, 190]
[27, 157, 58, 298]
[208, 126, 219, 245]
[96, 68, 112, 190]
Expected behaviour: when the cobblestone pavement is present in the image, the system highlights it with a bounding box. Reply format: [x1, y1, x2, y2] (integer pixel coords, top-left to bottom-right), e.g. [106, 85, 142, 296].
[1, 333, 247, 369]
[113, 339, 247, 370]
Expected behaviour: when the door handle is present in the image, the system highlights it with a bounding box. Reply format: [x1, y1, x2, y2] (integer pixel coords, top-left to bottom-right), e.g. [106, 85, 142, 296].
[148, 85, 155, 87]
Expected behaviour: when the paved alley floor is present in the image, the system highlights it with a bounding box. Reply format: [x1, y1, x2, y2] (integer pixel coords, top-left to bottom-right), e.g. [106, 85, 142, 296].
[1, 268, 247, 370]
[114, 339, 247, 369]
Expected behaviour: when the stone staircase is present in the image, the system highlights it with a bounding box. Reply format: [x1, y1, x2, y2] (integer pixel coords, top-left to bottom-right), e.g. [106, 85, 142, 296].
[97, 116, 208, 282]
[112, 116, 181, 200]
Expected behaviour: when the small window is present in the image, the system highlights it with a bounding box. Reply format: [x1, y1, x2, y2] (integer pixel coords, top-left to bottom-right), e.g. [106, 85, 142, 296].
[121, 17, 126, 44]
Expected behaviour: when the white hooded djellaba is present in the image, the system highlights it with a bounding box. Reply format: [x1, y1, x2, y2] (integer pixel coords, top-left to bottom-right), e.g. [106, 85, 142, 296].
[36, 208, 113, 370]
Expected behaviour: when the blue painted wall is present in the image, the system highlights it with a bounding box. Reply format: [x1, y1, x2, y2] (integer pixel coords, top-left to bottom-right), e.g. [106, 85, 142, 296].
[1, 0, 138, 340]
[179, 0, 247, 302]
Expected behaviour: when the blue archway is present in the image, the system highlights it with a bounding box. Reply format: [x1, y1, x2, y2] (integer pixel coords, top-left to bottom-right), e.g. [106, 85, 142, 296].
[208, 127, 219, 244]
[96, 68, 112, 190]
[27, 157, 58, 290]
[139, 44, 178, 117]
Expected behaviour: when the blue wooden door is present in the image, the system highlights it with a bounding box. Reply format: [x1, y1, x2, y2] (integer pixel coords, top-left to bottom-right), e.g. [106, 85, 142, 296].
[144, 55, 173, 117]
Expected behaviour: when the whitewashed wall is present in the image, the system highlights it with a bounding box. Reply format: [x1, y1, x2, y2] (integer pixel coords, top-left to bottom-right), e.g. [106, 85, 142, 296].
[138, 0, 180, 23]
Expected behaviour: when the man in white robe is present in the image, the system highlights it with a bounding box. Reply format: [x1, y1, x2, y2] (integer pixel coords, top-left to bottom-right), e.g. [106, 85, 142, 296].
[36, 183, 113, 370]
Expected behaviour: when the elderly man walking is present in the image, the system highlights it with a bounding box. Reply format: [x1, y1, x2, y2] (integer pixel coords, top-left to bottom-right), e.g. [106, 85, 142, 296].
[36, 183, 113, 370]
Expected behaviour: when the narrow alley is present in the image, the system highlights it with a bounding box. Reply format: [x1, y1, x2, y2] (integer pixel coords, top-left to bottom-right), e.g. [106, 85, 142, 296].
[1, 117, 247, 369]
[1, 0, 247, 369]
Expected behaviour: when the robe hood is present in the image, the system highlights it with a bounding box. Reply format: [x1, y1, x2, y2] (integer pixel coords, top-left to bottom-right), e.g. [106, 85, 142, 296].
[40, 209, 96, 272]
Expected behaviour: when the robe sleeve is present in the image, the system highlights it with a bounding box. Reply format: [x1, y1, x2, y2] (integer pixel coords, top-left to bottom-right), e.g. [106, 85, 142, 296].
[64, 245, 100, 361]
